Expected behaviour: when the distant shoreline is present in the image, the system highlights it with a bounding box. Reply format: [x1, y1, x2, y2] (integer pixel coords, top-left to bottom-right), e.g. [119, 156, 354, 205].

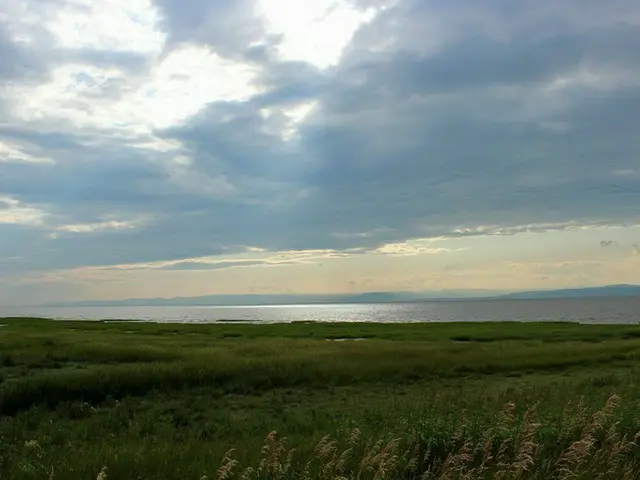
[33, 284, 640, 308]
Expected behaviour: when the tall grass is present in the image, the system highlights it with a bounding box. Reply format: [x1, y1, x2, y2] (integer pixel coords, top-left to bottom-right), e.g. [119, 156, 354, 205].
[10, 395, 638, 479]
[203, 395, 639, 479]
[218, 395, 638, 480]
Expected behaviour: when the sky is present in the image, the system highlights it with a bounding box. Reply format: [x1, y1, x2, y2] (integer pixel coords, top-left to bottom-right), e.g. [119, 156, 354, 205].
[1, 0, 640, 305]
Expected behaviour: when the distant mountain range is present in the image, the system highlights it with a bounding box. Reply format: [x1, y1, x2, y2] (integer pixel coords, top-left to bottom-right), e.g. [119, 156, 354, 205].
[43, 285, 640, 307]
[492, 284, 640, 300]
[45, 290, 496, 307]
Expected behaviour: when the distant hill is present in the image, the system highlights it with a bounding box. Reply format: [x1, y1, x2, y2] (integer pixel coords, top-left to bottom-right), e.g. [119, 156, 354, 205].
[43, 289, 502, 307]
[42, 285, 640, 307]
[494, 284, 640, 300]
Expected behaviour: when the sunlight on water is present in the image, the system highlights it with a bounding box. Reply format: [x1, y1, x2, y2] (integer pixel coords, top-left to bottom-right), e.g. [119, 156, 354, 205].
[2, 297, 640, 324]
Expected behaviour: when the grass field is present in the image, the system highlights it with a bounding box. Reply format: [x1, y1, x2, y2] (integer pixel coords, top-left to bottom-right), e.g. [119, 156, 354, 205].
[2, 318, 640, 479]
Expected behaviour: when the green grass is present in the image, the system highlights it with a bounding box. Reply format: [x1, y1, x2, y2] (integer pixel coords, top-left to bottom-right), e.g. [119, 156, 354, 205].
[2, 318, 640, 479]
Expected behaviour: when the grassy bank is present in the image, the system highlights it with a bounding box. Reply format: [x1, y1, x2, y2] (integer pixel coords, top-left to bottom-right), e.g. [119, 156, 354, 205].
[2, 318, 640, 479]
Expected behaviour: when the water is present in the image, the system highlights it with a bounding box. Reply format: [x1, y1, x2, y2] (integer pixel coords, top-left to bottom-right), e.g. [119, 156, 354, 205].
[2, 296, 640, 324]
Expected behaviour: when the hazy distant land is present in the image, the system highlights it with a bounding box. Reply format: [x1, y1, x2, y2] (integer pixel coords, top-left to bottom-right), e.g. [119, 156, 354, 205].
[43, 284, 640, 307]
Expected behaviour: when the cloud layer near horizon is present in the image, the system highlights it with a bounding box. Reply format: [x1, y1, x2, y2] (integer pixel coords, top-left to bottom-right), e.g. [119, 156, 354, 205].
[1, 0, 640, 302]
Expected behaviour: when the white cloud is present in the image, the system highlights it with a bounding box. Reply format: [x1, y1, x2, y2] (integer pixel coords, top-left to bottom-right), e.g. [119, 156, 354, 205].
[54, 217, 146, 234]
[0, 196, 46, 226]
[165, 159, 237, 198]
[0, 0, 57, 46]
[45, 0, 165, 54]
[546, 68, 640, 94]
[11, 63, 129, 127]
[11, 45, 261, 132]
[283, 100, 317, 137]
[0, 141, 53, 164]
[133, 45, 261, 128]
[257, 0, 380, 69]
[27, 247, 359, 278]
[374, 239, 462, 256]
[259, 99, 319, 140]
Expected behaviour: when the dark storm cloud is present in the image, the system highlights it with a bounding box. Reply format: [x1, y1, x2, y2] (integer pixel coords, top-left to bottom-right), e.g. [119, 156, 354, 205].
[286, 3, 640, 244]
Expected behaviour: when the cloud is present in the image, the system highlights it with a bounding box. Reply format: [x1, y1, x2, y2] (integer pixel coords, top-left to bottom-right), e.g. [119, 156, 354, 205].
[157, 260, 268, 271]
[370, 239, 463, 256]
[52, 217, 147, 235]
[600, 240, 617, 248]
[1, 0, 640, 291]
[0, 196, 46, 226]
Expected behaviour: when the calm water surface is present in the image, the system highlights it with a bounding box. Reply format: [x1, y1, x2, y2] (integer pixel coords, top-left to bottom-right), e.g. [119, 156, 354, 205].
[2, 297, 640, 324]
